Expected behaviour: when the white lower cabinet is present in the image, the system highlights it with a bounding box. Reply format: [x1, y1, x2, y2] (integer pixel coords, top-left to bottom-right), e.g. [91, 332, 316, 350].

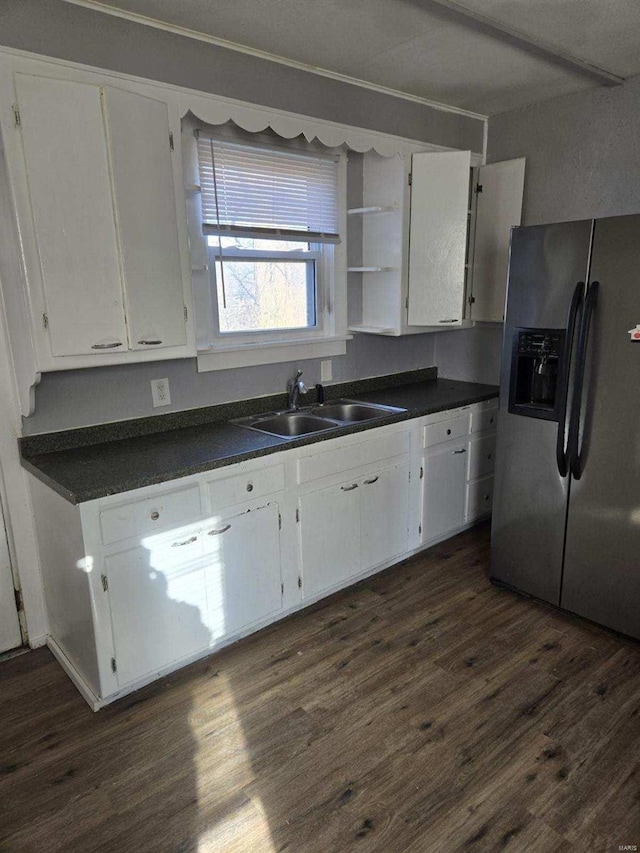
[422, 442, 468, 542]
[29, 402, 496, 709]
[202, 502, 282, 642]
[360, 462, 410, 571]
[420, 400, 497, 545]
[106, 531, 209, 687]
[298, 478, 362, 599]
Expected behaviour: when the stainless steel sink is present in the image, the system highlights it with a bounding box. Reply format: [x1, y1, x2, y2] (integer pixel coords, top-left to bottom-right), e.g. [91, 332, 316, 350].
[310, 401, 403, 422]
[231, 399, 406, 439]
[248, 413, 339, 437]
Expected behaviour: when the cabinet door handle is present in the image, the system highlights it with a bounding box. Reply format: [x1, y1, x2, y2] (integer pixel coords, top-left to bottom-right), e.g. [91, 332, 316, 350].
[363, 476, 379, 485]
[208, 524, 231, 536]
[341, 483, 359, 491]
[452, 448, 467, 454]
[91, 341, 123, 349]
[138, 339, 163, 346]
[438, 319, 458, 324]
[171, 535, 198, 547]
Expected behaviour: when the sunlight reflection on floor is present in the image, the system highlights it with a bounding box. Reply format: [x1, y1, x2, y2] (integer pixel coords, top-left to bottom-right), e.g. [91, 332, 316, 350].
[191, 671, 277, 853]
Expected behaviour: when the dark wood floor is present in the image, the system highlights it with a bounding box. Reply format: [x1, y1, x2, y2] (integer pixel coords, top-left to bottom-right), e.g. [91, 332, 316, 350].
[2, 523, 640, 852]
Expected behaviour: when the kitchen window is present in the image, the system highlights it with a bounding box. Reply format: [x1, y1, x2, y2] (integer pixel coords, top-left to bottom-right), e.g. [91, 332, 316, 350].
[191, 130, 348, 370]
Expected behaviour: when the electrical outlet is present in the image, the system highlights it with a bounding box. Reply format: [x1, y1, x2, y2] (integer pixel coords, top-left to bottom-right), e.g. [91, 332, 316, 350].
[320, 359, 332, 382]
[151, 378, 171, 408]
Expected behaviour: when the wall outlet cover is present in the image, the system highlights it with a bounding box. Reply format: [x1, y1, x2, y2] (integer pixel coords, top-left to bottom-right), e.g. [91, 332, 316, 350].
[151, 378, 171, 407]
[320, 359, 333, 382]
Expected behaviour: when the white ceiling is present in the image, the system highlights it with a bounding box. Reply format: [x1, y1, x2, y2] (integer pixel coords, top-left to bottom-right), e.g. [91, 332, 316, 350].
[79, 0, 640, 115]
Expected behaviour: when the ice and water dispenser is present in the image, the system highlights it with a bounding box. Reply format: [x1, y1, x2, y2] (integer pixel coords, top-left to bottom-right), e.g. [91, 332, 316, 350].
[508, 329, 565, 421]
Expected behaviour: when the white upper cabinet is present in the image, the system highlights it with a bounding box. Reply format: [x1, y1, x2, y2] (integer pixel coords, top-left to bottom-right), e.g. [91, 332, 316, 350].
[407, 150, 471, 328]
[8, 71, 194, 373]
[102, 87, 186, 351]
[468, 158, 525, 323]
[15, 74, 128, 356]
[349, 149, 524, 336]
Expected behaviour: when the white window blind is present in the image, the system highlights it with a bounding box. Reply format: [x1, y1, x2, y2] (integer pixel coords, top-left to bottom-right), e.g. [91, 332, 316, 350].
[196, 136, 340, 244]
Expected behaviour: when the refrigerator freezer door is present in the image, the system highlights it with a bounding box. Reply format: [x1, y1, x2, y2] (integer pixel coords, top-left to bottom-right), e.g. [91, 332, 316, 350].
[561, 214, 640, 639]
[491, 219, 593, 604]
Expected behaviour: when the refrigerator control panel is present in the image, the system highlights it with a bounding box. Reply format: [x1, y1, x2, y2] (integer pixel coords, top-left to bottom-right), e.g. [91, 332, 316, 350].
[508, 328, 565, 421]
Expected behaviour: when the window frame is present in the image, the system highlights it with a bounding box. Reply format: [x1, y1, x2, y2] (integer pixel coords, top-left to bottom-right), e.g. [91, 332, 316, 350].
[183, 119, 349, 372]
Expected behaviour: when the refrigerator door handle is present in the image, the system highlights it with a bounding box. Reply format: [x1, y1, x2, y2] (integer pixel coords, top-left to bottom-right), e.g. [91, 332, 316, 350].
[555, 282, 584, 477]
[568, 280, 599, 480]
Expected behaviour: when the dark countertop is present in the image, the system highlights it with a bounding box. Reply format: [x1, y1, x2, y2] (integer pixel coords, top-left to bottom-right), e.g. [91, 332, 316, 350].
[20, 375, 498, 504]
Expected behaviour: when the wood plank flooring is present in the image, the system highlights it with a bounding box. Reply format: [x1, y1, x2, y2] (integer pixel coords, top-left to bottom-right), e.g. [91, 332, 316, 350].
[1, 523, 640, 852]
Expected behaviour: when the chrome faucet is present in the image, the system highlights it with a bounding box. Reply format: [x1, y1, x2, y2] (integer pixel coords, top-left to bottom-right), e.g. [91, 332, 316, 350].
[287, 369, 308, 411]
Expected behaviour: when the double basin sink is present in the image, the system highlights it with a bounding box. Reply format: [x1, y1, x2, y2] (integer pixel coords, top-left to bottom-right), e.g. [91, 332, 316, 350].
[232, 400, 406, 439]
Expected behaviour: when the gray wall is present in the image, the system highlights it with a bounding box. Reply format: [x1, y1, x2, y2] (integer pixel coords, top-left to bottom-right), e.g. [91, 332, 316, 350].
[0, 0, 483, 153]
[488, 74, 640, 225]
[4, 2, 463, 435]
[434, 325, 504, 386]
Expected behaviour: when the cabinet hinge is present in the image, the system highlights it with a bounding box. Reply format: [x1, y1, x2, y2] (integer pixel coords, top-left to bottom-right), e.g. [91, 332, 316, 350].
[14, 588, 23, 612]
[281, 582, 284, 595]
[12, 105, 20, 128]
[101, 574, 108, 592]
[111, 657, 117, 673]
[475, 184, 483, 194]
[419, 524, 422, 535]
[408, 172, 412, 186]
[278, 513, 282, 530]
[468, 295, 476, 305]
[295, 507, 300, 523]
[405, 295, 409, 310]
[419, 466, 424, 479]
[184, 305, 188, 322]
[169, 131, 174, 151]
[298, 576, 302, 589]
[42, 313, 48, 330]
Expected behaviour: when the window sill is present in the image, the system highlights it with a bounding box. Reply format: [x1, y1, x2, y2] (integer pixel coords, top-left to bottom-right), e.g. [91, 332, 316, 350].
[197, 335, 351, 372]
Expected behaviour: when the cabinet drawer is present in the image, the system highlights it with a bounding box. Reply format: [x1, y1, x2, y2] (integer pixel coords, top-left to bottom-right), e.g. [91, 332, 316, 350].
[467, 434, 496, 480]
[297, 431, 409, 485]
[470, 405, 498, 434]
[423, 414, 469, 449]
[466, 475, 494, 521]
[207, 463, 285, 510]
[99, 485, 202, 545]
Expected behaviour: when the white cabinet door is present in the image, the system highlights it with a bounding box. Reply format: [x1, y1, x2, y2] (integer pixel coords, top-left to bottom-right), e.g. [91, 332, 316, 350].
[15, 74, 128, 356]
[298, 479, 361, 598]
[422, 442, 468, 542]
[102, 87, 186, 351]
[470, 158, 525, 322]
[407, 150, 470, 328]
[202, 502, 282, 642]
[105, 530, 210, 687]
[360, 462, 409, 571]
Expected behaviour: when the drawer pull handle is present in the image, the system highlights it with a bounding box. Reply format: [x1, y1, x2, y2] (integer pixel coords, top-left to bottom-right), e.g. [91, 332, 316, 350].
[453, 448, 467, 454]
[364, 476, 379, 485]
[489, 417, 494, 424]
[438, 319, 458, 324]
[341, 483, 359, 492]
[171, 535, 198, 547]
[487, 453, 492, 460]
[150, 511, 160, 521]
[208, 524, 231, 536]
[484, 494, 490, 501]
[91, 341, 123, 349]
[138, 339, 163, 346]
[446, 429, 451, 435]
[246, 483, 254, 492]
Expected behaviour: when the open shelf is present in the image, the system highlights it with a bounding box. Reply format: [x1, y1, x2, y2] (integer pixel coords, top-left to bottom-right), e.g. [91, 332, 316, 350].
[347, 204, 399, 215]
[349, 324, 396, 335]
[348, 266, 397, 273]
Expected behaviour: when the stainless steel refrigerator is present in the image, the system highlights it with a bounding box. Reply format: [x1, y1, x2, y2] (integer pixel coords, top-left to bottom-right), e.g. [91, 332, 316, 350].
[491, 213, 640, 640]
